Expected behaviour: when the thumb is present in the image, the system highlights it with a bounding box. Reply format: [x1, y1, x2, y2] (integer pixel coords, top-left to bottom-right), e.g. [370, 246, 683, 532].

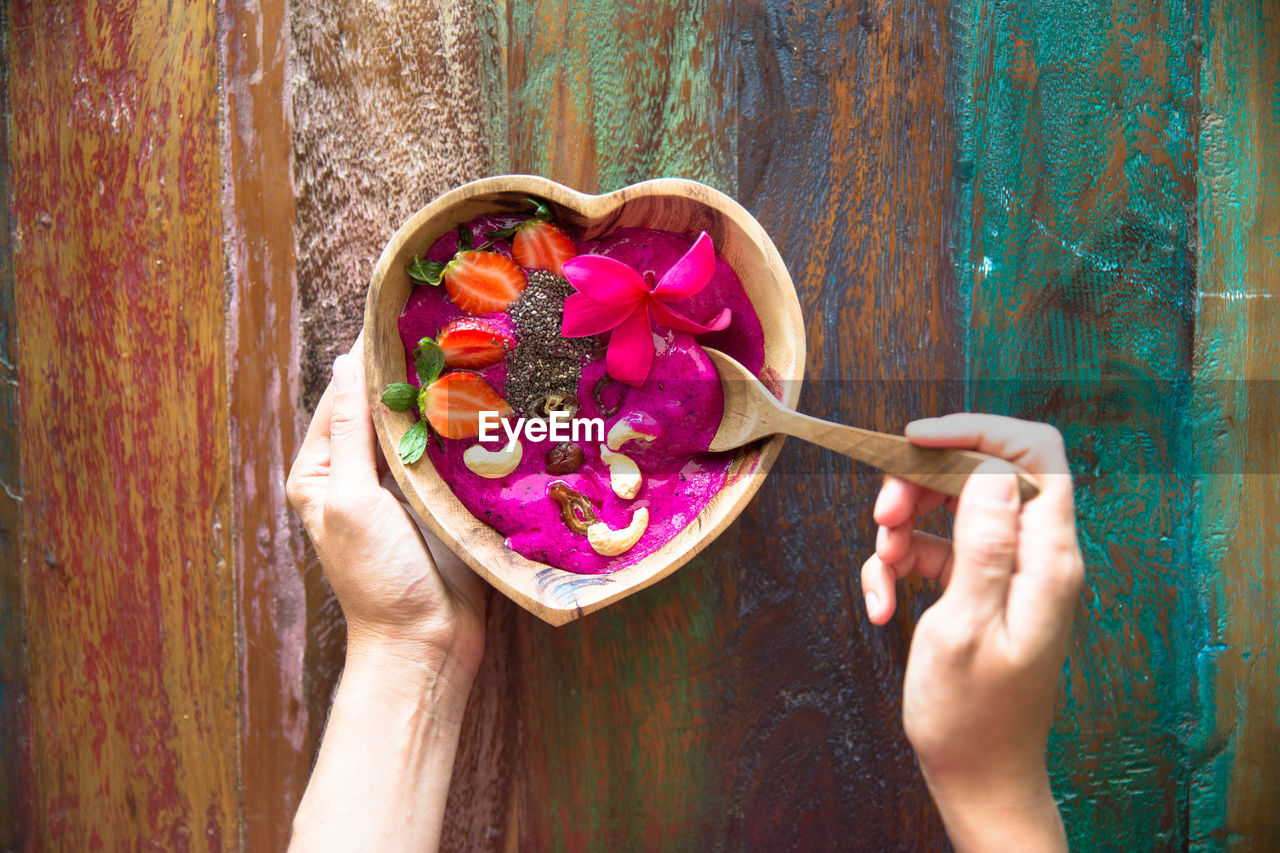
[941, 460, 1021, 621]
[328, 353, 378, 496]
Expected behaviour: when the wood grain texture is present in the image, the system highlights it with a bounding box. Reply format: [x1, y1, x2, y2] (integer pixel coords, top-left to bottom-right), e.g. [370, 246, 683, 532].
[955, 0, 1200, 847]
[1192, 0, 1280, 847]
[0, 1, 34, 845]
[221, 0, 309, 849]
[287, 0, 492, 813]
[723, 1, 962, 848]
[9, 0, 239, 848]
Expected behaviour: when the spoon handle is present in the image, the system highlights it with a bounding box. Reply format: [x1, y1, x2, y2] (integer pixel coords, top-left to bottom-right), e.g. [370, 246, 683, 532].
[785, 411, 1041, 502]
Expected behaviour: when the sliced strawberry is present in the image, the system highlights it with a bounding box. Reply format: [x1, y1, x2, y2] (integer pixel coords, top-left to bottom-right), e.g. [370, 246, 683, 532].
[443, 250, 527, 315]
[419, 371, 512, 440]
[436, 318, 515, 369]
[511, 220, 577, 274]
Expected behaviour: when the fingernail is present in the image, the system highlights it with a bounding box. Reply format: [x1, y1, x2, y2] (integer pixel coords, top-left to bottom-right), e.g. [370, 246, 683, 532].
[864, 589, 879, 616]
[970, 459, 1017, 506]
[875, 524, 889, 554]
[333, 355, 354, 392]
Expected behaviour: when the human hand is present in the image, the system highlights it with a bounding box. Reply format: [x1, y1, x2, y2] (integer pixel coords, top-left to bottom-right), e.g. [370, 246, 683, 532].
[860, 414, 1083, 851]
[286, 336, 486, 682]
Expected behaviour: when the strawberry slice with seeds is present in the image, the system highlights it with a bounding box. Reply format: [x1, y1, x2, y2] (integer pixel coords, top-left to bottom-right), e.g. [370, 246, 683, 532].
[406, 225, 527, 315]
[443, 251, 526, 315]
[511, 221, 577, 274]
[436, 318, 515, 369]
[486, 198, 579, 275]
[418, 371, 512, 440]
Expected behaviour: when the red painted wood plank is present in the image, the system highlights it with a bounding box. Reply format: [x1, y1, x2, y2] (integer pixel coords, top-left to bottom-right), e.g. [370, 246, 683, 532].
[221, 0, 311, 849]
[9, 1, 239, 847]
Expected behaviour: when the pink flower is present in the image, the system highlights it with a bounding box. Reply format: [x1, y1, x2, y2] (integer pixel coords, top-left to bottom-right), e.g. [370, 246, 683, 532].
[560, 232, 731, 387]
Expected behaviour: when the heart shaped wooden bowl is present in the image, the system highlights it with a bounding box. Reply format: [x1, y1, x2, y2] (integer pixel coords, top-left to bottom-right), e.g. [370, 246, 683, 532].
[365, 175, 805, 625]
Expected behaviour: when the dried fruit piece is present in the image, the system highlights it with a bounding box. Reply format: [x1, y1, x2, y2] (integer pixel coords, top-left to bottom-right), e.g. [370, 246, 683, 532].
[548, 482, 597, 535]
[436, 318, 515, 369]
[546, 442, 584, 475]
[419, 371, 512, 440]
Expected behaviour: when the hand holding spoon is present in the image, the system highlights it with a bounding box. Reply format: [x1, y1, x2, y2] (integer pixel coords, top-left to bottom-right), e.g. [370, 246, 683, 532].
[704, 349, 1040, 502]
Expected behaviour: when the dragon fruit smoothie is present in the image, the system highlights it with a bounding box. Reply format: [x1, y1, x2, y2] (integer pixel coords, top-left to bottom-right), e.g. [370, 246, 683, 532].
[394, 213, 765, 574]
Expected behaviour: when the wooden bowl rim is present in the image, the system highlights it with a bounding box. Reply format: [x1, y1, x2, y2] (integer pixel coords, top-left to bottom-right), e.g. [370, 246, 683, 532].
[363, 175, 805, 625]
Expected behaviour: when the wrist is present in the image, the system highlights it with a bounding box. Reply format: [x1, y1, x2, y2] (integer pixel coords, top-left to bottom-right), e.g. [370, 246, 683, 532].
[922, 763, 1066, 852]
[342, 630, 479, 724]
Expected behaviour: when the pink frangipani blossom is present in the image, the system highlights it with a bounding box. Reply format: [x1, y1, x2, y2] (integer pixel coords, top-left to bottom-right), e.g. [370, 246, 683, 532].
[560, 232, 731, 387]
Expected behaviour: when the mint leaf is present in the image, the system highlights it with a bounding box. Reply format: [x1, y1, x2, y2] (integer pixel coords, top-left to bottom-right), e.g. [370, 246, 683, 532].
[381, 382, 418, 411]
[457, 225, 473, 253]
[528, 197, 553, 221]
[398, 420, 431, 464]
[407, 257, 447, 285]
[413, 337, 445, 385]
[485, 223, 521, 240]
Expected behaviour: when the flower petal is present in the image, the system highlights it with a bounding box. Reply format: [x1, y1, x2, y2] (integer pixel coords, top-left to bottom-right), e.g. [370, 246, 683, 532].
[652, 231, 715, 301]
[561, 292, 629, 337]
[562, 254, 648, 303]
[648, 299, 731, 335]
[607, 304, 655, 388]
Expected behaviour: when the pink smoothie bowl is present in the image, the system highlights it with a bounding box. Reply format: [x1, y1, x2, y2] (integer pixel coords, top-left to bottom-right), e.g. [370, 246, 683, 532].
[363, 175, 805, 626]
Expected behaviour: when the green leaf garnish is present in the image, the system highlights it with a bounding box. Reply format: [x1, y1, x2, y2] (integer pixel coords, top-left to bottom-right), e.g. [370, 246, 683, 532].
[457, 224, 473, 253]
[413, 337, 445, 386]
[485, 223, 521, 240]
[528, 196, 553, 221]
[485, 197, 555, 240]
[398, 420, 431, 464]
[381, 382, 418, 411]
[407, 257, 447, 285]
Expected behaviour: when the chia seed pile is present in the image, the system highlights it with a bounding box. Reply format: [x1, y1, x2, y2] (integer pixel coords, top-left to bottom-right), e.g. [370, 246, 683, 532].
[505, 271, 600, 417]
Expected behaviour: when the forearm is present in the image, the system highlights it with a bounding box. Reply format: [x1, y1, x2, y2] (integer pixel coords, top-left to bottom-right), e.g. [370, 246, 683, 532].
[924, 766, 1067, 853]
[290, 642, 476, 853]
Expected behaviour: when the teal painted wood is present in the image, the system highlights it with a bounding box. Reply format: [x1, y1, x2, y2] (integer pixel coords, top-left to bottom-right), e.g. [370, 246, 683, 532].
[1191, 0, 1280, 848]
[954, 0, 1202, 849]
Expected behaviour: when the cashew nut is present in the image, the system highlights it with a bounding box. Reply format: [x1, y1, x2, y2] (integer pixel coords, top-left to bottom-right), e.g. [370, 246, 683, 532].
[587, 507, 650, 556]
[599, 446, 642, 499]
[463, 439, 523, 479]
[606, 418, 658, 452]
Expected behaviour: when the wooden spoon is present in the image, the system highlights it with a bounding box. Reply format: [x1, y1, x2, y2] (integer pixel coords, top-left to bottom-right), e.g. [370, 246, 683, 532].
[705, 349, 1040, 502]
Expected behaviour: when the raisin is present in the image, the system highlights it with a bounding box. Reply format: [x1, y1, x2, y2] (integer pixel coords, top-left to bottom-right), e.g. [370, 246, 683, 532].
[546, 442, 585, 475]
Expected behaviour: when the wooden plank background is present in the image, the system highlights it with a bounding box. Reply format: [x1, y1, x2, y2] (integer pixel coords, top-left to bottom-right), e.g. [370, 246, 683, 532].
[1, 0, 1276, 850]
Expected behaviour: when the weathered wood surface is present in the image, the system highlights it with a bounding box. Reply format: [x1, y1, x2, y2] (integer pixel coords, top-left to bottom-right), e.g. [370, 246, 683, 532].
[3, 0, 1278, 848]
[1193, 1, 1280, 849]
[0, 4, 32, 847]
[957, 1, 1201, 847]
[221, 0, 309, 850]
[7, 0, 240, 848]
